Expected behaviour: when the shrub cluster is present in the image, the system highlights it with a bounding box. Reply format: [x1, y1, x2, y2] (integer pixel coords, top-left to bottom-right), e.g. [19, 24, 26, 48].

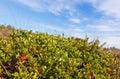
[0, 30, 118, 79]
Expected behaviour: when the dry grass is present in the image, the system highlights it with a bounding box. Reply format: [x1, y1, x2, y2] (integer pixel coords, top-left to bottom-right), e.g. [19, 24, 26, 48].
[105, 47, 120, 78]
[0, 25, 14, 39]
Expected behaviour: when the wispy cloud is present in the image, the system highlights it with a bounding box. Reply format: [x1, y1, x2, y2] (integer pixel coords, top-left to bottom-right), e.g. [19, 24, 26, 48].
[88, 0, 120, 18]
[14, 0, 82, 16]
[17, 0, 41, 10]
[69, 18, 81, 24]
[88, 25, 120, 32]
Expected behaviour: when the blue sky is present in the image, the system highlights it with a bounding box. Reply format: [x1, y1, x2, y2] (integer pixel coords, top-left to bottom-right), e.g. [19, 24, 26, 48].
[0, 0, 120, 48]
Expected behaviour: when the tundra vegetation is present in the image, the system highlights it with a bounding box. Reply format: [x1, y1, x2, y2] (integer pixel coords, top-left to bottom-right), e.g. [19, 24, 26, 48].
[0, 25, 120, 79]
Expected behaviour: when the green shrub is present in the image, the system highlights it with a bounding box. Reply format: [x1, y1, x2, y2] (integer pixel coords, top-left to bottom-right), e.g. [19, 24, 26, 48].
[0, 30, 117, 79]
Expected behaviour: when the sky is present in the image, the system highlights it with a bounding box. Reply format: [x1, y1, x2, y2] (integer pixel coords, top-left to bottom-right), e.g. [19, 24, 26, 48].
[0, 0, 120, 48]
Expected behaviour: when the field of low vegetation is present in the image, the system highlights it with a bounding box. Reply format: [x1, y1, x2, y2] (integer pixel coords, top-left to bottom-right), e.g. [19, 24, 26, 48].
[0, 25, 120, 79]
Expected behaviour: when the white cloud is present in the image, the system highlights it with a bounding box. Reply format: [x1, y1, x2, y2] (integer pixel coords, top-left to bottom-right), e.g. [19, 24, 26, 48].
[99, 0, 120, 18]
[100, 37, 120, 48]
[88, 25, 120, 32]
[69, 18, 81, 24]
[69, 17, 88, 24]
[15, 0, 120, 21]
[88, 0, 120, 18]
[86, 16, 120, 32]
[14, 0, 83, 15]
[72, 28, 83, 32]
[17, 0, 41, 10]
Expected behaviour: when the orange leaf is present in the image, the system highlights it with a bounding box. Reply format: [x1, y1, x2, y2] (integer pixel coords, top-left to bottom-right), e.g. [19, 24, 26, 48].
[18, 54, 27, 62]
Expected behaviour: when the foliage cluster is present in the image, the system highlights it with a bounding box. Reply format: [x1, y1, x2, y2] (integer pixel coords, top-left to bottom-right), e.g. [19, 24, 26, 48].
[0, 29, 119, 79]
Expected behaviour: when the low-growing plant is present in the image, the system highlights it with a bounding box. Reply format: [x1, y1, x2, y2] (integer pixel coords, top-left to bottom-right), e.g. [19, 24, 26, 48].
[0, 29, 119, 79]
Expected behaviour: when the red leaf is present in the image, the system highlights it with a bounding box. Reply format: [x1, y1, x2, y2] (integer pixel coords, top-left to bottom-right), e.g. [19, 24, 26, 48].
[38, 68, 43, 73]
